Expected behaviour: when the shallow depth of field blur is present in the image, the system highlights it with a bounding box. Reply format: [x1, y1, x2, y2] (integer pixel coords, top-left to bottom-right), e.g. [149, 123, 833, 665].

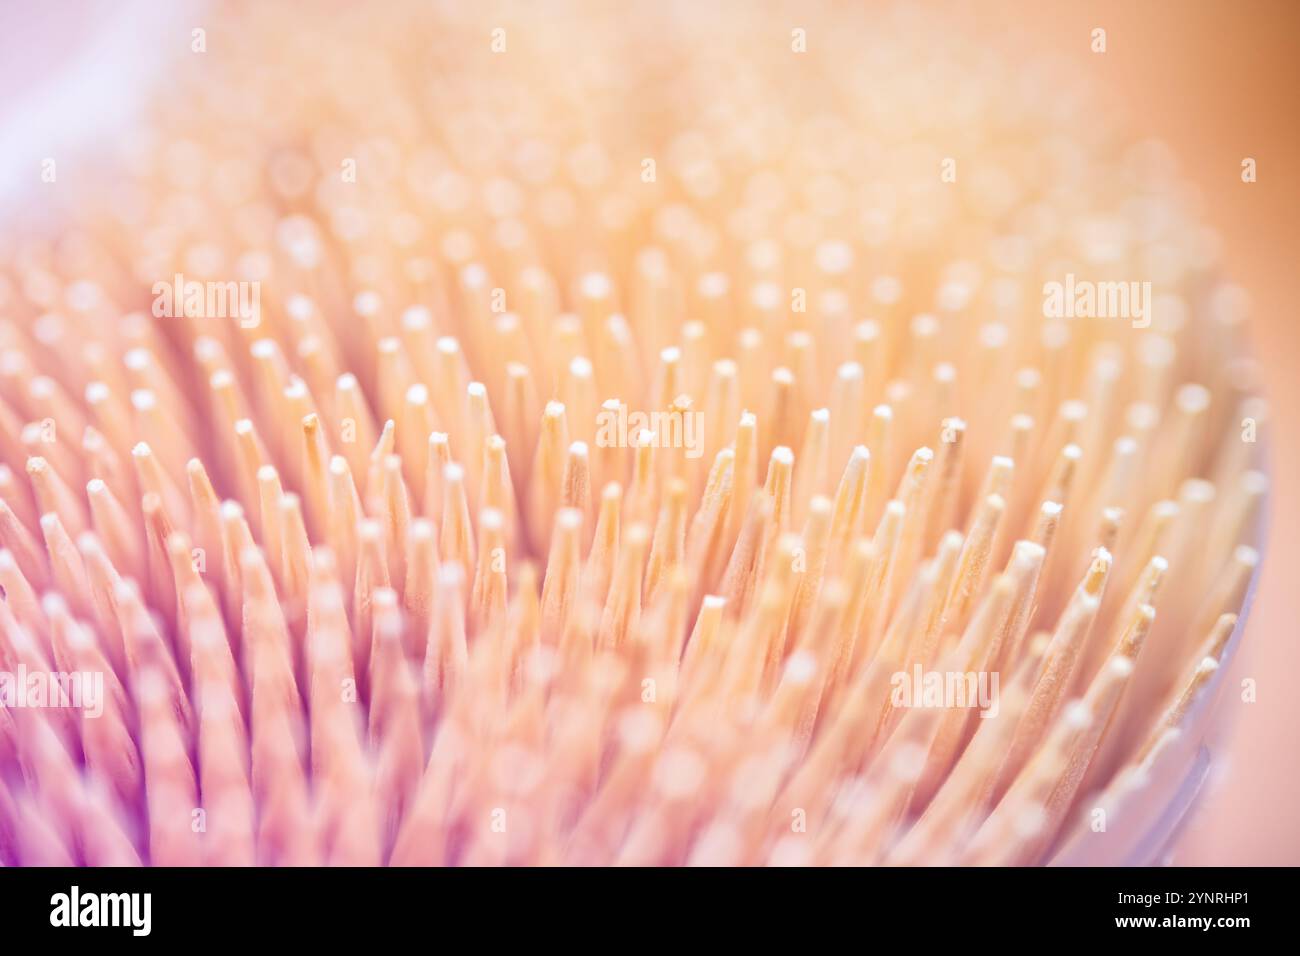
[1, 0, 1297, 864]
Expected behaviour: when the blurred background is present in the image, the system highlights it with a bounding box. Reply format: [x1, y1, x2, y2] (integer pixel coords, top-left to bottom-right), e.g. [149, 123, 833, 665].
[985, 0, 1300, 868]
[1, 0, 1296, 864]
